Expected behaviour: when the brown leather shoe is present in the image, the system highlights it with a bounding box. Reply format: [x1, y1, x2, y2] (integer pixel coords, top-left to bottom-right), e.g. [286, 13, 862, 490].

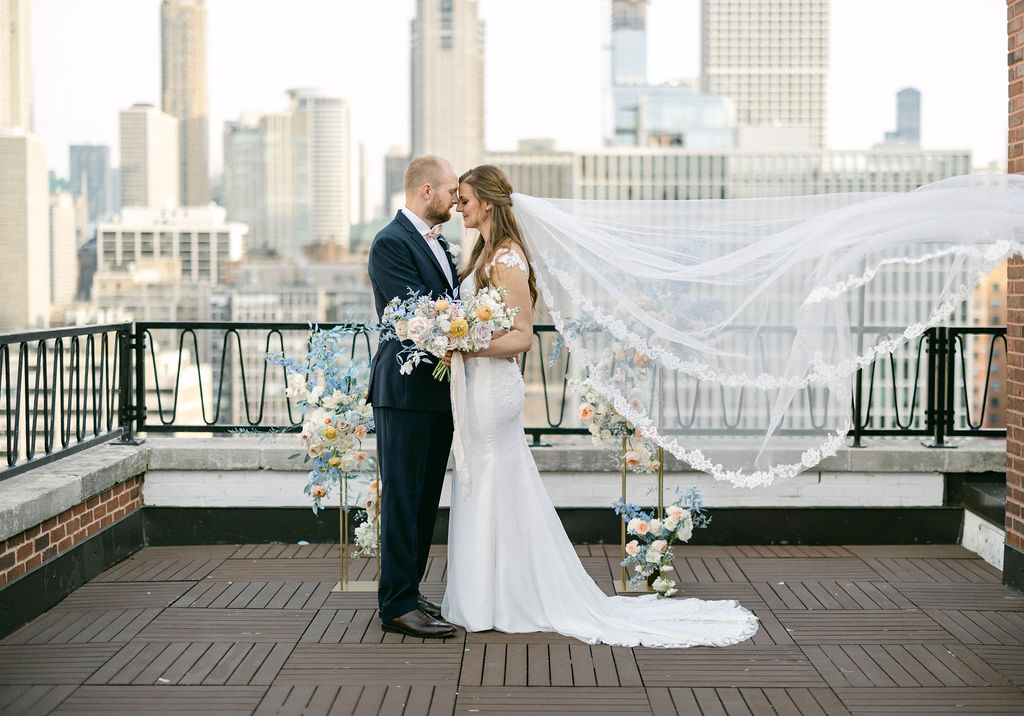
[381, 608, 456, 639]
[418, 593, 443, 620]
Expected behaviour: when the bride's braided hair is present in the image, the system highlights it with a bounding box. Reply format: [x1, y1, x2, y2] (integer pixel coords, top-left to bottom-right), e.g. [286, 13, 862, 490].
[458, 164, 538, 307]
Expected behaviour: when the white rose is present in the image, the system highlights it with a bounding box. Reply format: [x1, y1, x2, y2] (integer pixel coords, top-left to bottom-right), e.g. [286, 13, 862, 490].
[395, 319, 409, 340]
[308, 443, 326, 458]
[649, 519, 663, 535]
[285, 372, 308, 398]
[677, 517, 693, 542]
[645, 550, 663, 563]
[406, 316, 431, 343]
[650, 539, 668, 554]
[469, 320, 492, 347]
[322, 389, 346, 411]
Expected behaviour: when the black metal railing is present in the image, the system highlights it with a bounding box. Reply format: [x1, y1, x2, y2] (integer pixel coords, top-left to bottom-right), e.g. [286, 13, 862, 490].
[1, 323, 135, 481]
[0, 321, 1007, 480]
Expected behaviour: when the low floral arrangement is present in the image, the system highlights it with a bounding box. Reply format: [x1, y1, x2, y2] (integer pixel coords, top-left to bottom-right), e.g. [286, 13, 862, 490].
[569, 376, 661, 474]
[613, 487, 710, 596]
[266, 325, 376, 513]
[378, 287, 518, 380]
[350, 478, 380, 558]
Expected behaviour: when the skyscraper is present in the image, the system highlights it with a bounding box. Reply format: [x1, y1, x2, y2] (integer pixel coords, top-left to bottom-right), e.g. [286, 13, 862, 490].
[611, 0, 647, 87]
[69, 144, 111, 223]
[610, 0, 734, 148]
[119, 104, 180, 210]
[410, 0, 484, 173]
[700, 0, 829, 148]
[161, 0, 210, 206]
[49, 191, 78, 308]
[0, 129, 49, 331]
[0, 0, 33, 130]
[287, 88, 351, 253]
[885, 87, 921, 146]
[222, 91, 351, 258]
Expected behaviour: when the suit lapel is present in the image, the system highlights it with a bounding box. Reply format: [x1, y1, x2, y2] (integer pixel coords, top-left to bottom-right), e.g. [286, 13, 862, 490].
[394, 211, 454, 291]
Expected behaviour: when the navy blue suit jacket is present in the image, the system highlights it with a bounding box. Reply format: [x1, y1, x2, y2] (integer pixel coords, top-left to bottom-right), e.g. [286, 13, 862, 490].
[367, 211, 458, 412]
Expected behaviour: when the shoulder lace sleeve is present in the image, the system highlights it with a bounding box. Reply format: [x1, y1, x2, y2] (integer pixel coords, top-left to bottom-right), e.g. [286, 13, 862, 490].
[492, 248, 528, 275]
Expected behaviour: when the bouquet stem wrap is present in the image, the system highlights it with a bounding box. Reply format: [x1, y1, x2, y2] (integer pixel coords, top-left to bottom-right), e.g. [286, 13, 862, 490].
[449, 350, 472, 497]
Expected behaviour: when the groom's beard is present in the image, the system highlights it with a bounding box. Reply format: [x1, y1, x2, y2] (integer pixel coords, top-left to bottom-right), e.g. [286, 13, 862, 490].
[425, 196, 452, 226]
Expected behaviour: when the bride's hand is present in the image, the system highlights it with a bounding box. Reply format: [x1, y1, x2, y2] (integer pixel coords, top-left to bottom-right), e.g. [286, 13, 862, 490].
[442, 351, 453, 367]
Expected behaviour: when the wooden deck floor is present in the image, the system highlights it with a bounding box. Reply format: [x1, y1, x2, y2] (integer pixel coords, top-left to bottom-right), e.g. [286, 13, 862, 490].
[2, 543, 1023, 715]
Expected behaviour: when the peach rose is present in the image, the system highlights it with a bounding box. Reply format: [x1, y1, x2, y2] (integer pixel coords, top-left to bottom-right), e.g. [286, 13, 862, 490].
[633, 352, 651, 367]
[648, 460, 661, 471]
[624, 450, 642, 467]
[311, 485, 328, 499]
[580, 403, 595, 423]
[625, 540, 640, 557]
[354, 425, 367, 440]
[355, 451, 368, 462]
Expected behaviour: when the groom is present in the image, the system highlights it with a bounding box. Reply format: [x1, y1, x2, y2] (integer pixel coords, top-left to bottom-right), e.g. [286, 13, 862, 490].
[366, 155, 460, 638]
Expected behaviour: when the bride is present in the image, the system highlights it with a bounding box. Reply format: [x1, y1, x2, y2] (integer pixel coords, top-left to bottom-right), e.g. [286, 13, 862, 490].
[442, 165, 760, 648]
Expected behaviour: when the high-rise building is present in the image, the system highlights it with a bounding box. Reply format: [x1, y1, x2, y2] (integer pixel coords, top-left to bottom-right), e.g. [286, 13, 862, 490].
[610, 0, 734, 148]
[119, 104, 180, 210]
[0, 129, 49, 331]
[288, 89, 351, 253]
[357, 141, 369, 226]
[700, 0, 829, 148]
[161, 0, 210, 206]
[69, 144, 111, 223]
[223, 116, 266, 252]
[222, 91, 351, 258]
[884, 88, 921, 146]
[383, 147, 410, 216]
[49, 191, 78, 308]
[0, 0, 33, 131]
[410, 0, 484, 173]
[611, 0, 647, 87]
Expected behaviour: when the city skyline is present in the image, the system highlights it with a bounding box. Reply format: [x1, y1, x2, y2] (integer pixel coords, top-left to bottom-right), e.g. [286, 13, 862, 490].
[33, 0, 1008, 209]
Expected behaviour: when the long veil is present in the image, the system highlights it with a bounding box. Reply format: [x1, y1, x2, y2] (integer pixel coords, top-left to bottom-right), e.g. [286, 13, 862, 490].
[512, 174, 1024, 487]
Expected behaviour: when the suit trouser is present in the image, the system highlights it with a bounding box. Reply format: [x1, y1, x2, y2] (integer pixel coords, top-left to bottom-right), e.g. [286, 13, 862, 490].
[373, 406, 453, 620]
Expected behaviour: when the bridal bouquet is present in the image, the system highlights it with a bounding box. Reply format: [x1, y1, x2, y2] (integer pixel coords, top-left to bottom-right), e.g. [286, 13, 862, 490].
[266, 325, 376, 513]
[613, 488, 711, 596]
[569, 376, 661, 474]
[378, 287, 519, 380]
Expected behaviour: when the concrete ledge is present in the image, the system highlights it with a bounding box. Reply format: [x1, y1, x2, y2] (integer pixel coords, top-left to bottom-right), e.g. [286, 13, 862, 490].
[0, 442, 149, 542]
[142, 435, 994, 510]
[148, 435, 1006, 474]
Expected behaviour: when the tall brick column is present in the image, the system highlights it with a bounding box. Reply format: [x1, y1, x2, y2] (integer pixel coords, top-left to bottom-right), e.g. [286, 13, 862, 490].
[1004, 0, 1024, 590]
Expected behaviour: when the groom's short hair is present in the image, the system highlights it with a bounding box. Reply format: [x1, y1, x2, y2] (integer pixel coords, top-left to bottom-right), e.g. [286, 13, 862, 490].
[404, 155, 451, 195]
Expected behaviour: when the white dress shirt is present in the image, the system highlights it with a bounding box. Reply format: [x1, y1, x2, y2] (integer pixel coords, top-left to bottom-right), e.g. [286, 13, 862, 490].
[401, 207, 453, 287]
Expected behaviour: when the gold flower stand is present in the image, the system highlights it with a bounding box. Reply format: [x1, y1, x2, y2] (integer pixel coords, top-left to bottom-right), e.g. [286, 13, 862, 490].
[614, 437, 664, 595]
[332, 465, 380, 593]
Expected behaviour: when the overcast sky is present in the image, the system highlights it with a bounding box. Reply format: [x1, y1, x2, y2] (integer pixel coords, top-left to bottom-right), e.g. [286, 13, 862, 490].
[33, 0, 1008, 205]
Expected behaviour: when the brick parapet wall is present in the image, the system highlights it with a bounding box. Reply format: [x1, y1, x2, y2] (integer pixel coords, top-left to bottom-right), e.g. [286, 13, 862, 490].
[1011, 1, 1023, 173]
[0, 477, 142, 589]
[1007, 0, 1024, 551]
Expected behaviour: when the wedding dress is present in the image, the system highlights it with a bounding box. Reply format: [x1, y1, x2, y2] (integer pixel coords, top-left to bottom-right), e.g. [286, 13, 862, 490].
[442, 249, 759, 648]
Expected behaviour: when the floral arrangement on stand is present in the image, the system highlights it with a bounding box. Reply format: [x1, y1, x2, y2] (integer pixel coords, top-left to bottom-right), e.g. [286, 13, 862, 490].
[568, 375, 661, 474]
[613, 488, 711, 596]
[378, 287, 518, 380]
[266, 325, 377, 514]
